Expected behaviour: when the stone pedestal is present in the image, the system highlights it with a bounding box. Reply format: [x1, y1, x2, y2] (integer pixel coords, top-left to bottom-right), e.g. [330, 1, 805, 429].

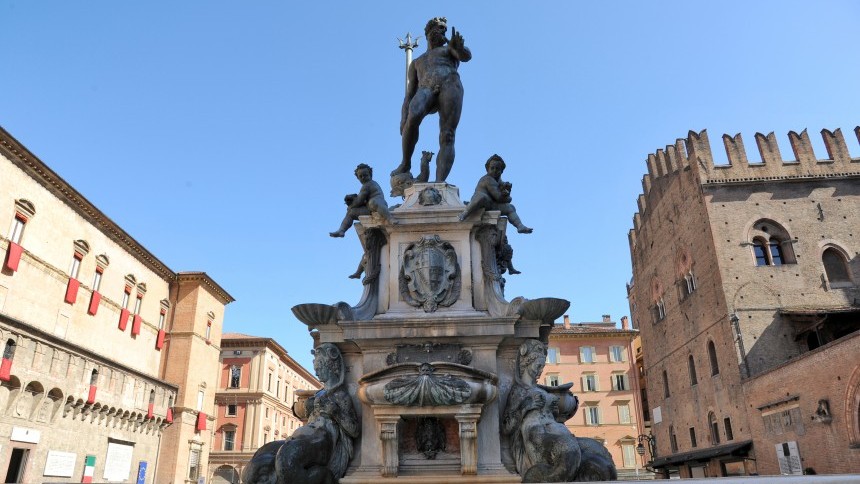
[293, 183, 568, 483]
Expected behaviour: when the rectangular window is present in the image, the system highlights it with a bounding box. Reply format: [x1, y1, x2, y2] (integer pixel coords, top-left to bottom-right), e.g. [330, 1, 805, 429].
[583, 374, 598, 392]
[188, 448, 201, 479]
[265, 407, 269, 418]
[69, 254, 82, 279]
[580, 346, 595, 363]
[205, 321, 212, 341]
[196, 390, 204, 411]
[9, 216, 25, 244]
[276, 378, 281, 398]
[656, 299, 666, 321]
[724, 418, 734, 441]
[609, 346, 625, 363]
[267, 373, 272, 391]
[618, 404, 631, 424]
[622, 444, 636, 468]
[586, 406, 600, 425]
[689, 427, 697, 448]
[157, 312, 165, 330]
[121, 288, 130, 309]
[612, 374, 628, 391]
[224, 430, 235, 451]
[545, 374, 559, 386]
[263, 432, 268, 443]
[92, 270, 102, 292]
[230, 366, 241, 388]
[547, 347, 560, 364]
[133, 295, 142, 314]
[226, 404, 237, 416]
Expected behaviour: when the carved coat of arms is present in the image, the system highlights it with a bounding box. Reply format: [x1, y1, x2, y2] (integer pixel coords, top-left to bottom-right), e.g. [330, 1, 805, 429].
[399, 235, 461, 312]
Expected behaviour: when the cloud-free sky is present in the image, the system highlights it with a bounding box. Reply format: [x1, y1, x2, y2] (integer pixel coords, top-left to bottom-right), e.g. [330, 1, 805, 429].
[2, 1, 858, 369]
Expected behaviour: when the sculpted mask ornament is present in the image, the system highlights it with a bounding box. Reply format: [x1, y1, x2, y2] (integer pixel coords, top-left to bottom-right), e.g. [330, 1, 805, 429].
[399, 235, 461, 312]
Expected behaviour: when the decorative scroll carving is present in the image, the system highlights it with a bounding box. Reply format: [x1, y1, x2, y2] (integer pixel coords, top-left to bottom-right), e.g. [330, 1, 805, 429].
[292, 229, 387, 325]
[399, 235, 460, 312]
[384, 363, 471, 406]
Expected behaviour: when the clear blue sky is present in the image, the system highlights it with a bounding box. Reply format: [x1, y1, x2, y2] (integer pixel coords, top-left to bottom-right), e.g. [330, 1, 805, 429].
[3, 1, 858, 370]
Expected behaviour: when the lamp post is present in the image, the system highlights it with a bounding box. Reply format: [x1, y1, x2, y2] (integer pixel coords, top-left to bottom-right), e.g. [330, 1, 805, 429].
[637, 433, 656, 475]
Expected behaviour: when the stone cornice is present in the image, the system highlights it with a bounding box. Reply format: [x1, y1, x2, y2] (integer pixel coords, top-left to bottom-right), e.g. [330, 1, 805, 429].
[221, 336, 319, 385]
[0, 126, 176, 281]
[0, 313, 178, 391]
[176, 271, 235, 304]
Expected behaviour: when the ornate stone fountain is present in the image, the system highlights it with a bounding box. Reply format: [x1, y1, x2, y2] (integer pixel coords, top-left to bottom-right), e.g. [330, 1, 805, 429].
[243, 17, 616, 484]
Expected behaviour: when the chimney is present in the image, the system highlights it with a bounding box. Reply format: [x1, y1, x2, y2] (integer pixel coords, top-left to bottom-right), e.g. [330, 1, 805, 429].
[563, 315, 571, 329]
[621, 316, 629, 330]
[602, 314, 611, 323]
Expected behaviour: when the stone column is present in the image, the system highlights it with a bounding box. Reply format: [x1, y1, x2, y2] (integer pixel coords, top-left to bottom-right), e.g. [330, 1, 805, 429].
[378, 415, 401, 477]
[456, 414, 479, 475]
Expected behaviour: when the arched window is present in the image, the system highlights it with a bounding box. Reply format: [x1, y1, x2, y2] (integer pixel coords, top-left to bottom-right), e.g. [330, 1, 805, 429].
[822, 247, 852, 285]
[707, 341, 719, 376]
[748, 220, 795, 266]
[3, 339, 15, 360]
[688, 355, 698, 386]
[709, 412, 720, 444]
[662, 369, 670, 398]
[669, 425, 678, 453]
[768, 238, 784, 265]
[752, 238, 768, 266]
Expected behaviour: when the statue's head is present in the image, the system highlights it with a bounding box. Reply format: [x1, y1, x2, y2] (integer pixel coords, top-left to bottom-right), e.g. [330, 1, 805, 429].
[425, 17, 448, 46]
[425, 17, 447, 35]
[517, 339, 547, 383]
[312, 343, 345, 388]
[485, 154, 506, 176]
[355, 163, 373, 183]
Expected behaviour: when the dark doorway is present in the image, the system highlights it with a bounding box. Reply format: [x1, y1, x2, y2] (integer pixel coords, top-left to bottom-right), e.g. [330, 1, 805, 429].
[4, 448, 29, 483]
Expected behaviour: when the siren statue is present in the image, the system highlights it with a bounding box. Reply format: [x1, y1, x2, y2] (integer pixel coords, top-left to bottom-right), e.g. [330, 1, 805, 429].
[242, 344, 359, 484]
[391, 17, 471, 183]
[504, 340, 617, 482]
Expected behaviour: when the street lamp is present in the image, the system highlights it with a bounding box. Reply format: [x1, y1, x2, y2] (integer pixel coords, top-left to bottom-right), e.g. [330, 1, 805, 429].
[637, 433, 656, 470]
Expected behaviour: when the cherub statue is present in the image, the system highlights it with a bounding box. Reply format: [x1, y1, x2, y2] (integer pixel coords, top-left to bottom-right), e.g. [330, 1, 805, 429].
[390, 150, 433, 197]
[330, 164, 397, 237]
[458, 155, 533, 233]
[497, 234, 521, 275]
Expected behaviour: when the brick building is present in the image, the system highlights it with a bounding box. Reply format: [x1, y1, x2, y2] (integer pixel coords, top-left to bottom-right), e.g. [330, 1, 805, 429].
[540, 315, 649, 478]
[0, 126, 233, 483]
[208, 333, 320, 483]
[627, 127, 860, 477]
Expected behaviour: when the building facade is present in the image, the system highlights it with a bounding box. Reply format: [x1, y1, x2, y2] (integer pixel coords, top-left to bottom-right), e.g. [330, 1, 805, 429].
[0, 126, 233, 483]
[540, 315, 648, 478]
[208, 333, 320, 483]
[627, 127, 860, 477]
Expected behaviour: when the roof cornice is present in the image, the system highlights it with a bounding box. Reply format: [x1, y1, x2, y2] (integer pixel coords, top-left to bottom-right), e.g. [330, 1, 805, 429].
[0, 126, 175, 281]
[176, 271, 235, 304]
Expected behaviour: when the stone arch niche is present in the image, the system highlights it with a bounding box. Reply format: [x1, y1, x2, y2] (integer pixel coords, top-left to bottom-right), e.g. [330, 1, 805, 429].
[0, 375, 22, 415]
[19, 380, 44, 420]
[212, 464, 240, 484]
